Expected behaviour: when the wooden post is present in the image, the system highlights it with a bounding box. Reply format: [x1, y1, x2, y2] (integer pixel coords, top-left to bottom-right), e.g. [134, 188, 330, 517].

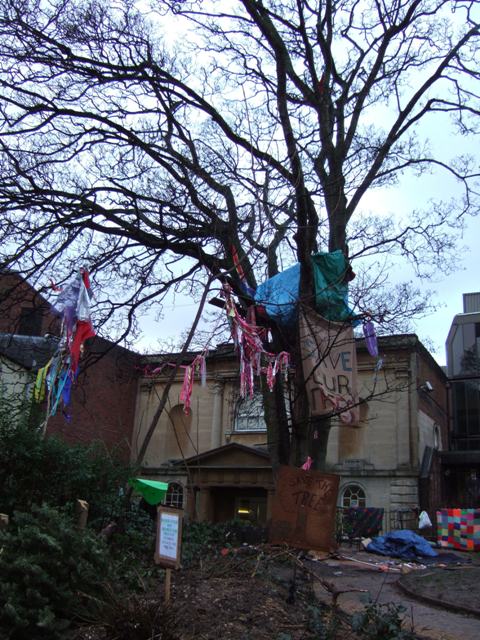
[76, 500, 89, 529]
[0, 513, 9, 529]
[164, 568, 172, 604]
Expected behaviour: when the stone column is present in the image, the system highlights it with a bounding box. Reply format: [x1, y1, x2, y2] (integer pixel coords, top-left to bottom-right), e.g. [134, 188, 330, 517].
[197, 488, 214, 522]
[395, 369, 411, 468]
[210, 380, 224, 449]
[186, 486, 197, 521]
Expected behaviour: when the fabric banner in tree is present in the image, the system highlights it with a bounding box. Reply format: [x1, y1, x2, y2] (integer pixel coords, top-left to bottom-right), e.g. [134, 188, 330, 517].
[299, 307, 359, 425]
[311, 250, 355, 323]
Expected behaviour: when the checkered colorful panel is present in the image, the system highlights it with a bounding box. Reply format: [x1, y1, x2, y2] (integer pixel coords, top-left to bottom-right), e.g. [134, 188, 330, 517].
[436, 508, 480, 551]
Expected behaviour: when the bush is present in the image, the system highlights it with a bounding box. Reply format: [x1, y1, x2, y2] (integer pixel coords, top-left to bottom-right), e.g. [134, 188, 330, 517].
[0, 504, 113, 639]
[181, 520, 267, 567]
[108, 501, 160, 588]
[0, 416, 133, 526]
[351, 602, 417, 640]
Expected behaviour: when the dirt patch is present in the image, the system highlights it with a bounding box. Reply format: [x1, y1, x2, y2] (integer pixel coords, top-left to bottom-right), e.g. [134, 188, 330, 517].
[170, 568, 312, 639]
[71, 549, 355, 640]
[399, 567, 480, 617]
[168, 551, 350, 640]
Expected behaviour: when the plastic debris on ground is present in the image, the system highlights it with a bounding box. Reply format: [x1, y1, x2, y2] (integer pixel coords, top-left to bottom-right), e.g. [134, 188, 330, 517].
[365, 529, 438, 560]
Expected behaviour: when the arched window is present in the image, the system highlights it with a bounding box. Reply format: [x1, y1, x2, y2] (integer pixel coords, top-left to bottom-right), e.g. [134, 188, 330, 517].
[341, 484, 366, 508]
[168, 404, 193, 456]
[165, 482, 184, 509]
[234, 392, 267, 432]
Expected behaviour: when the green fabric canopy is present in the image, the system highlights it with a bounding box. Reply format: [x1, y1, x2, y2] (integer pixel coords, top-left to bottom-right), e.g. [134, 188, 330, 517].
[129, 478, 169, 505]
[311, 250, 352, 322]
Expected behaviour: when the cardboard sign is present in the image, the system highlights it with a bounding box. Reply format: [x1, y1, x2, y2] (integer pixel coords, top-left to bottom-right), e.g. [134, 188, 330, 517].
[154, 507, 183, 569]
[270, 465, 339, 551]
[299, 307, 359, 424]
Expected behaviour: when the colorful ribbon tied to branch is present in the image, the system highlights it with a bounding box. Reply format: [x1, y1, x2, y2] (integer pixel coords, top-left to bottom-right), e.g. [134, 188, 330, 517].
[179, 354, 207, 415]
[36, 268, 96, 421]
[222, 285, 290, 398]
[139, 355, 207, 415]
[363, 319, 379, 358]
[231, 244, 256, 298]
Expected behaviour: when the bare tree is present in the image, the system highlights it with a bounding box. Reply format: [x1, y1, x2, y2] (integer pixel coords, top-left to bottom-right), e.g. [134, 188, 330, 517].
[0, 0, 478, 468]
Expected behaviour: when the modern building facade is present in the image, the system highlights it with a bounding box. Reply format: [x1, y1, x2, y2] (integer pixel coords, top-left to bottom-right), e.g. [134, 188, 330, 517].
[442, 292, 480, 506]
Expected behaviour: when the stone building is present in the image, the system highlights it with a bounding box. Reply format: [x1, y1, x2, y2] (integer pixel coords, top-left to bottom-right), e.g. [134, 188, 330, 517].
[1, 270, 450, 524]
[133, 335, 448, 526]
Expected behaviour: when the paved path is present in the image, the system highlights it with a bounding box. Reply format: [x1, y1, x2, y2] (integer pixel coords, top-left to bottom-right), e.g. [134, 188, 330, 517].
[309, 551, 480, 640]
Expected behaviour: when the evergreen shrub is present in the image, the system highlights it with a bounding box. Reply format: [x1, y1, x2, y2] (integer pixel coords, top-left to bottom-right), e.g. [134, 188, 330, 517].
[0, 504, 112, 639]
[0, 414, 132, 526]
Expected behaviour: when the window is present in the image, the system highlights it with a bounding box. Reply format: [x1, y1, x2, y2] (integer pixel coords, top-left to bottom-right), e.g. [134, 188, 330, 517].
[449, 321, 480, 377]
[165, 482, 184, 509]
[234, 392, 266, 432]
[341, 484, 366, 508]
[451, 379, 480, 449]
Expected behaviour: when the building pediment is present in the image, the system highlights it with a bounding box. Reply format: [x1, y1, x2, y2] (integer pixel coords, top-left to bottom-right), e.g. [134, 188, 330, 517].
[174, 442, 271, 469]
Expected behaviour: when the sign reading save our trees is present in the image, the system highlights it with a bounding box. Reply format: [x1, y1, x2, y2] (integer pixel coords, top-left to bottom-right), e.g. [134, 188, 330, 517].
[299, 307, 359, 425]
[154, 506, 183, 569]
[270, 466, 340, 551]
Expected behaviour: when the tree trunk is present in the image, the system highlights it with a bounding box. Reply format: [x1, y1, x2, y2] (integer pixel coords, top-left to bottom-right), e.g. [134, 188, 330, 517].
[262, 323, 292, 471]
[262, 379, 290, 471]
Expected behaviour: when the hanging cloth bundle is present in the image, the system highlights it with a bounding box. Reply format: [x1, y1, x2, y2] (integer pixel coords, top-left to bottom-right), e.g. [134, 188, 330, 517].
[35, 268, 96, 422]
[254, 250, 357, 327]
[223, 285, 289, 398]
[179, 354, 207, 415]
[311, 250, 357, 323]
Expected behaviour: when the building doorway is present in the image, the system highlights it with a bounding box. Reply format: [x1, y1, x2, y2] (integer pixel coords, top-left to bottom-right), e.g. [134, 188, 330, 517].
[211, 487, 268, 524]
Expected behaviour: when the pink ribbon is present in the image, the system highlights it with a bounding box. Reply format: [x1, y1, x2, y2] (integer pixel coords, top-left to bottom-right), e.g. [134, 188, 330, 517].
[222, 286, 290, 398]
[302, 456, 313, 470]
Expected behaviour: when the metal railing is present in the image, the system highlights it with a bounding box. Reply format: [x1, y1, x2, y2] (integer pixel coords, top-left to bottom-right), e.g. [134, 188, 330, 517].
[336, 507, 418, 542]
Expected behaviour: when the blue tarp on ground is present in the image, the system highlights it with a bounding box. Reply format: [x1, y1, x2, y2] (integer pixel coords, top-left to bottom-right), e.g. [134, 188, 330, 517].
[366, 530, 438, 561]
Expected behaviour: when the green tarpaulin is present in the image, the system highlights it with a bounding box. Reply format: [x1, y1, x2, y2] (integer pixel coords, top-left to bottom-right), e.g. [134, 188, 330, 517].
[129, 478, 169, 505]
[311, 250, 354, 322]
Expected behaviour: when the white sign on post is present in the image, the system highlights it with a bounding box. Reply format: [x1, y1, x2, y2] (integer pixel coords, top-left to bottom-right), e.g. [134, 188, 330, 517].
[159, 513, 179, 559]
[155, 506, 183, 569]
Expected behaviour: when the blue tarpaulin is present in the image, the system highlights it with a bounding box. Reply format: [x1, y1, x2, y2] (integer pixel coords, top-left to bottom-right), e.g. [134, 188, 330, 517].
[254, 263, 300, 326]
[366, 530, 438, 560]
[253, 251, 356, 327]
